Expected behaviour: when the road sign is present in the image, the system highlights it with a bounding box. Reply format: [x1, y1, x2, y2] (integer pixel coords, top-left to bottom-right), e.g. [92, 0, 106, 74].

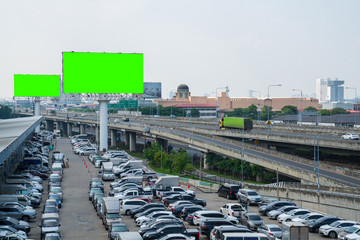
[254, 139, 259, 145]
[119, 99, 138, 108]
[266, 120, 272, 125]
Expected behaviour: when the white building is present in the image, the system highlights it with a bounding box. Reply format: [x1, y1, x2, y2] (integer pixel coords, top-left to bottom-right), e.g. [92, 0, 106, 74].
[316, 78, 344, 103]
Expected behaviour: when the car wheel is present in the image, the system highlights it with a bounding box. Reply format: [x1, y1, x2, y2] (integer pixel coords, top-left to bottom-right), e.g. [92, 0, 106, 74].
[329, 231, 337, 239]
[126, 210, 131, 215]
[22, 216, 30, 222]
[285, 218, 291, 222]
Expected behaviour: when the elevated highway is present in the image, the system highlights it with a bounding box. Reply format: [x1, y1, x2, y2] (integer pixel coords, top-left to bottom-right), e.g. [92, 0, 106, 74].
[40, 114, 360, 187]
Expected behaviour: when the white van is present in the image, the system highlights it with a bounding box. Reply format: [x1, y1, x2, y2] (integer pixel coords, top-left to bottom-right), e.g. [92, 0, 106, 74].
[0, 194, 32, 206]
[221, 232, 269, 240]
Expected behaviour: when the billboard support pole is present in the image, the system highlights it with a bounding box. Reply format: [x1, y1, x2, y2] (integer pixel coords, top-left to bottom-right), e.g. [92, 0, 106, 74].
[99, 94, 110, 152]
[34, 97, 41, 133]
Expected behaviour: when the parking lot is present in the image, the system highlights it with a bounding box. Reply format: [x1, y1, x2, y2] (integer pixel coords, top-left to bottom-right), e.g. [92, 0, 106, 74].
[52, 137, 325, 240]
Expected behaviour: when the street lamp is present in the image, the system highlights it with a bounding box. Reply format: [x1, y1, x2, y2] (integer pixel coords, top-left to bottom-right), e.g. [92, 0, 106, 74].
[267, 84, 282, 132]
[292, 89, 303, 123]
[346, 87, 358, 126]
[215, 86, 228, 120]
[250, 90, 261, 120]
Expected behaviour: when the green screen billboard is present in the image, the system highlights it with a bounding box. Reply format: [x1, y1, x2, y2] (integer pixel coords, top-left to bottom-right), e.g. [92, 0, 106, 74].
[14, 74, 61, 97]
[62, 52, 144, 94]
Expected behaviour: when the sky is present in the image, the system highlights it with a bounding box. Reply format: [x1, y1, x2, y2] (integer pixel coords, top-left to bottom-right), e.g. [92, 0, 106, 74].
[1, 0, 360, 99]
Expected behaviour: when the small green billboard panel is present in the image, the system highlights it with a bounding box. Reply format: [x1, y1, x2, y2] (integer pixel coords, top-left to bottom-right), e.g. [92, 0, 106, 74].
[62, 52, 144, 94]
[14, 74, 61, 97]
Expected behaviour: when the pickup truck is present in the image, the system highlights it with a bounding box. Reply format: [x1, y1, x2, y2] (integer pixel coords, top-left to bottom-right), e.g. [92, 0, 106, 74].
[142, 224, 199, 240]
[220, 203, 247, 217]
[162, 194, 206, 207]
[170, 187, 195, 197]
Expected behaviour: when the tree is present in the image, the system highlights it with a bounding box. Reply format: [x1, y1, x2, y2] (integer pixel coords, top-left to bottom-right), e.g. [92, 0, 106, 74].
[319, 109, 331, 116]
[0, 105, 12, 119]
[332, 108, 349, 115]
[261, 105, 273, 120]
[304, 106, 317, 112]
[246, 104, 258, 119]
[278, 105, 298, 116]
[173, 149, 190, 173]
[144, 142, 161, 162]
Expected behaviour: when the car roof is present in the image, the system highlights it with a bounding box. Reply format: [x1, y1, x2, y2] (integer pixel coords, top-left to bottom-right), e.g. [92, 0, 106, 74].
[195, 210, 221, 215]
[241, 189, 257, 192]
[265, 224, 281, 228]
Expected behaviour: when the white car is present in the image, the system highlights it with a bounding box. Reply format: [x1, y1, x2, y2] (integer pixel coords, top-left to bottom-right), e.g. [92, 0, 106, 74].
[114, 189, 139, 200]
[292, 212, 324, 223]
[220, 203, 246, 217]
[342, 133, 359, 140]
[277, 209, 311, 222]
[319, 220, 359, 239]
[120, 199, 146, 215]
[193, 210, 239, 226]
[135, 211, 173, 226]
[79, 147, 97, 156]
[344, 233, 360, 240]
[338, 225, 360, 240]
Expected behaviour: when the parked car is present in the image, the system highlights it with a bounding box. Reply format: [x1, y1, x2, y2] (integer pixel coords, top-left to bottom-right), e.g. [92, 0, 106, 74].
[44, 232, 61, 240]
[240, 212, 264, 230]
[108, 223, 128, 240]
[305, 216, 341, 233]
[220, 203, 246, 218]
[136, 211, 174, 226]
[142, 224, 199, 240]
[181, 206, 205, 220]
[210, 225, 251, 240]
[237, 189, 263, 206]
[277, 209, 311, 222]
[158, 234, 194, 240]
[193, 211, 239, 226]
[319, 220, 358, 239]
[89, 187, 103, 201]
[0, 216, 30, 233]
[217, 183, 241, 199]
[120, 199, 147, 215]
[199, 219, 234, 237]
[267, 205, 300, 220]
[341, 133, 359, 140]
[258, 201, 296, 216]
[257, 224, 282, 240]
[130, 203, 164, 218]
[0, 225, 27, 239]
[138, 218, 184, 236]
[0, 206, 36, 222]
[291, 212, 324, 223]
[338, 225, 360, 240]
[39, 219, 61, 239]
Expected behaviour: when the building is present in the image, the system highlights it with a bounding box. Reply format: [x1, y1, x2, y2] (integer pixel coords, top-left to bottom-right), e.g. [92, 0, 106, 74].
[154, 84, 319, 117]
[316, 78, 344, 103]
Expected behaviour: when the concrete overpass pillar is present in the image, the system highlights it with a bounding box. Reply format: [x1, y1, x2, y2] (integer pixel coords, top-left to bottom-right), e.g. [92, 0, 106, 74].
[125, 131, 130, 146]
[67, 123, 72, 137]
[34, 99, 41, 133]
[80, 124, 85, 134]
[129, 132, 136, 152]
[95, 126, 99, 144]
[111, 129, 117, 147]
[55, 122, 60, 131]
[46, 120, 54, 131]
[203, 153, 209, 170]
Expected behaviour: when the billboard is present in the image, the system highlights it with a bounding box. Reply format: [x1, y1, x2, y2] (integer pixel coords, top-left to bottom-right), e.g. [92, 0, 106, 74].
[143, 82, 161, 99]
[14, 74, 61, 97]
[62, 52, 143, 94]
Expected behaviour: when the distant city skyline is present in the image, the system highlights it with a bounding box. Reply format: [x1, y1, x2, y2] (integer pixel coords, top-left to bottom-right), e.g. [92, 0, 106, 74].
[1, 1, 360, 100]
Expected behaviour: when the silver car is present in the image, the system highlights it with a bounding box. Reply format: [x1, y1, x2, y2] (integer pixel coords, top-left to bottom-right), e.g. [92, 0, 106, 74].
[338, 225, 360, 240]
[319, 220, 359, 239]
[257, 224, 282, 240]
[237, 189, 263, 206]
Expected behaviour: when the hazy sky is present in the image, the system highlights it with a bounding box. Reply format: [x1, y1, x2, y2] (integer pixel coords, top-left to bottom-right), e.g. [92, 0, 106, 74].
[1, 0, 360, 99]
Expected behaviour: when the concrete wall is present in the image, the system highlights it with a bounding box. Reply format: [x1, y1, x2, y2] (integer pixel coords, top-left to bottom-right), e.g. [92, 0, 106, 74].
[245, 184, 360, 222]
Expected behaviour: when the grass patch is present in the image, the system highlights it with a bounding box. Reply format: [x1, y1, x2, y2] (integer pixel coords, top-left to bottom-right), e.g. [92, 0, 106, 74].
[201, 169, 267, 185]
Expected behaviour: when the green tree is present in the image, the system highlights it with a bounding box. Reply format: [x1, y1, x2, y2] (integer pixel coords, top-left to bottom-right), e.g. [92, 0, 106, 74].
[190, 108, 200, 117]
[304, 106, 317, 112]
[279, 105, 298, 116]
[173, 149, 190, 173]
[144, 142, 161, 162]
[0, 104, 12, 119]
[332, 108, 349, 115]
[319, 109, 331, 116]
[246, 104, 258, 119]
[261, 105, 273, 120]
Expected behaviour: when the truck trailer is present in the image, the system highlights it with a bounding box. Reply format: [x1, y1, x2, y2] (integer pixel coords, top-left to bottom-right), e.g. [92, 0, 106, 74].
[219, 117, 253, 130]
[282, 222, 309, 240]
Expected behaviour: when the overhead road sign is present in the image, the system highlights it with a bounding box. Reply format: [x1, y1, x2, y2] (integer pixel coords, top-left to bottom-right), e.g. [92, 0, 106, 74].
[62, 52, 144, 94]
[14, 74, 61, 97]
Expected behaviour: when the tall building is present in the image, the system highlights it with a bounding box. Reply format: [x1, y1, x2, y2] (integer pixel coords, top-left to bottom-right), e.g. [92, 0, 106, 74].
[316, 78, 344, 103]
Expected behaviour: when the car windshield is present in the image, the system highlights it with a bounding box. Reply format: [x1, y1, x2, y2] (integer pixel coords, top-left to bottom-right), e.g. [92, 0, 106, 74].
[287, 209, 297, 215]
[346, 227, 359, 233]
[51, 188, 61, 193]
[231, 186, 240, 191]
[299, 214, 310, 219]
[44, 207, 57, 213]
[232, 206, 242, 210]
[43, 220, 59, 227]
[249, 215, 261, 221]
[49, 195, 60, 200]
[270, 227, 282, 232]
[45, 236, 60, 240]
[330, 221, 341, 227]
[91, 189, 102, 193]
[107, 213, 120, 219]
[112, 225, 127, 232]
[248, 192, 258, 196]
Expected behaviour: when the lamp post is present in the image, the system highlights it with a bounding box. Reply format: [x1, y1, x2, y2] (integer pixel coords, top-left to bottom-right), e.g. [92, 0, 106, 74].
[292, 89, 303, 123]
[250, 90, 261, 120]
[346, 87, 357, 126]
[267, 84, 282, 132]
[215, 86, 227, 120]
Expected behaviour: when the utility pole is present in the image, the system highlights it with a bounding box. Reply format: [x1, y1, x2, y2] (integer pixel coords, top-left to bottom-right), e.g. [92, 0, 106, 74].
[267, 84, 282, 132]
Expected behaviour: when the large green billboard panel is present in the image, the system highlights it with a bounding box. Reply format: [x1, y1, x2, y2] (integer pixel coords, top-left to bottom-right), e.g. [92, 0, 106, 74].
[62, 52, 144, 94]
[14, 74, 61, 97]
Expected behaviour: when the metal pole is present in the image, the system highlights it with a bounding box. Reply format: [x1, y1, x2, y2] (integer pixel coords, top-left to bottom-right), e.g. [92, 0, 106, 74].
[241, 129, 244, 187]
[267, 85, 270, 132]
[317, 136, 320, 192]
[276, 168, 279, 200]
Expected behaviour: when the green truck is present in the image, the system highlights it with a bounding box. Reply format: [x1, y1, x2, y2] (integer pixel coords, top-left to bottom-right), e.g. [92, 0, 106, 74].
[219, 117, 253, 130]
